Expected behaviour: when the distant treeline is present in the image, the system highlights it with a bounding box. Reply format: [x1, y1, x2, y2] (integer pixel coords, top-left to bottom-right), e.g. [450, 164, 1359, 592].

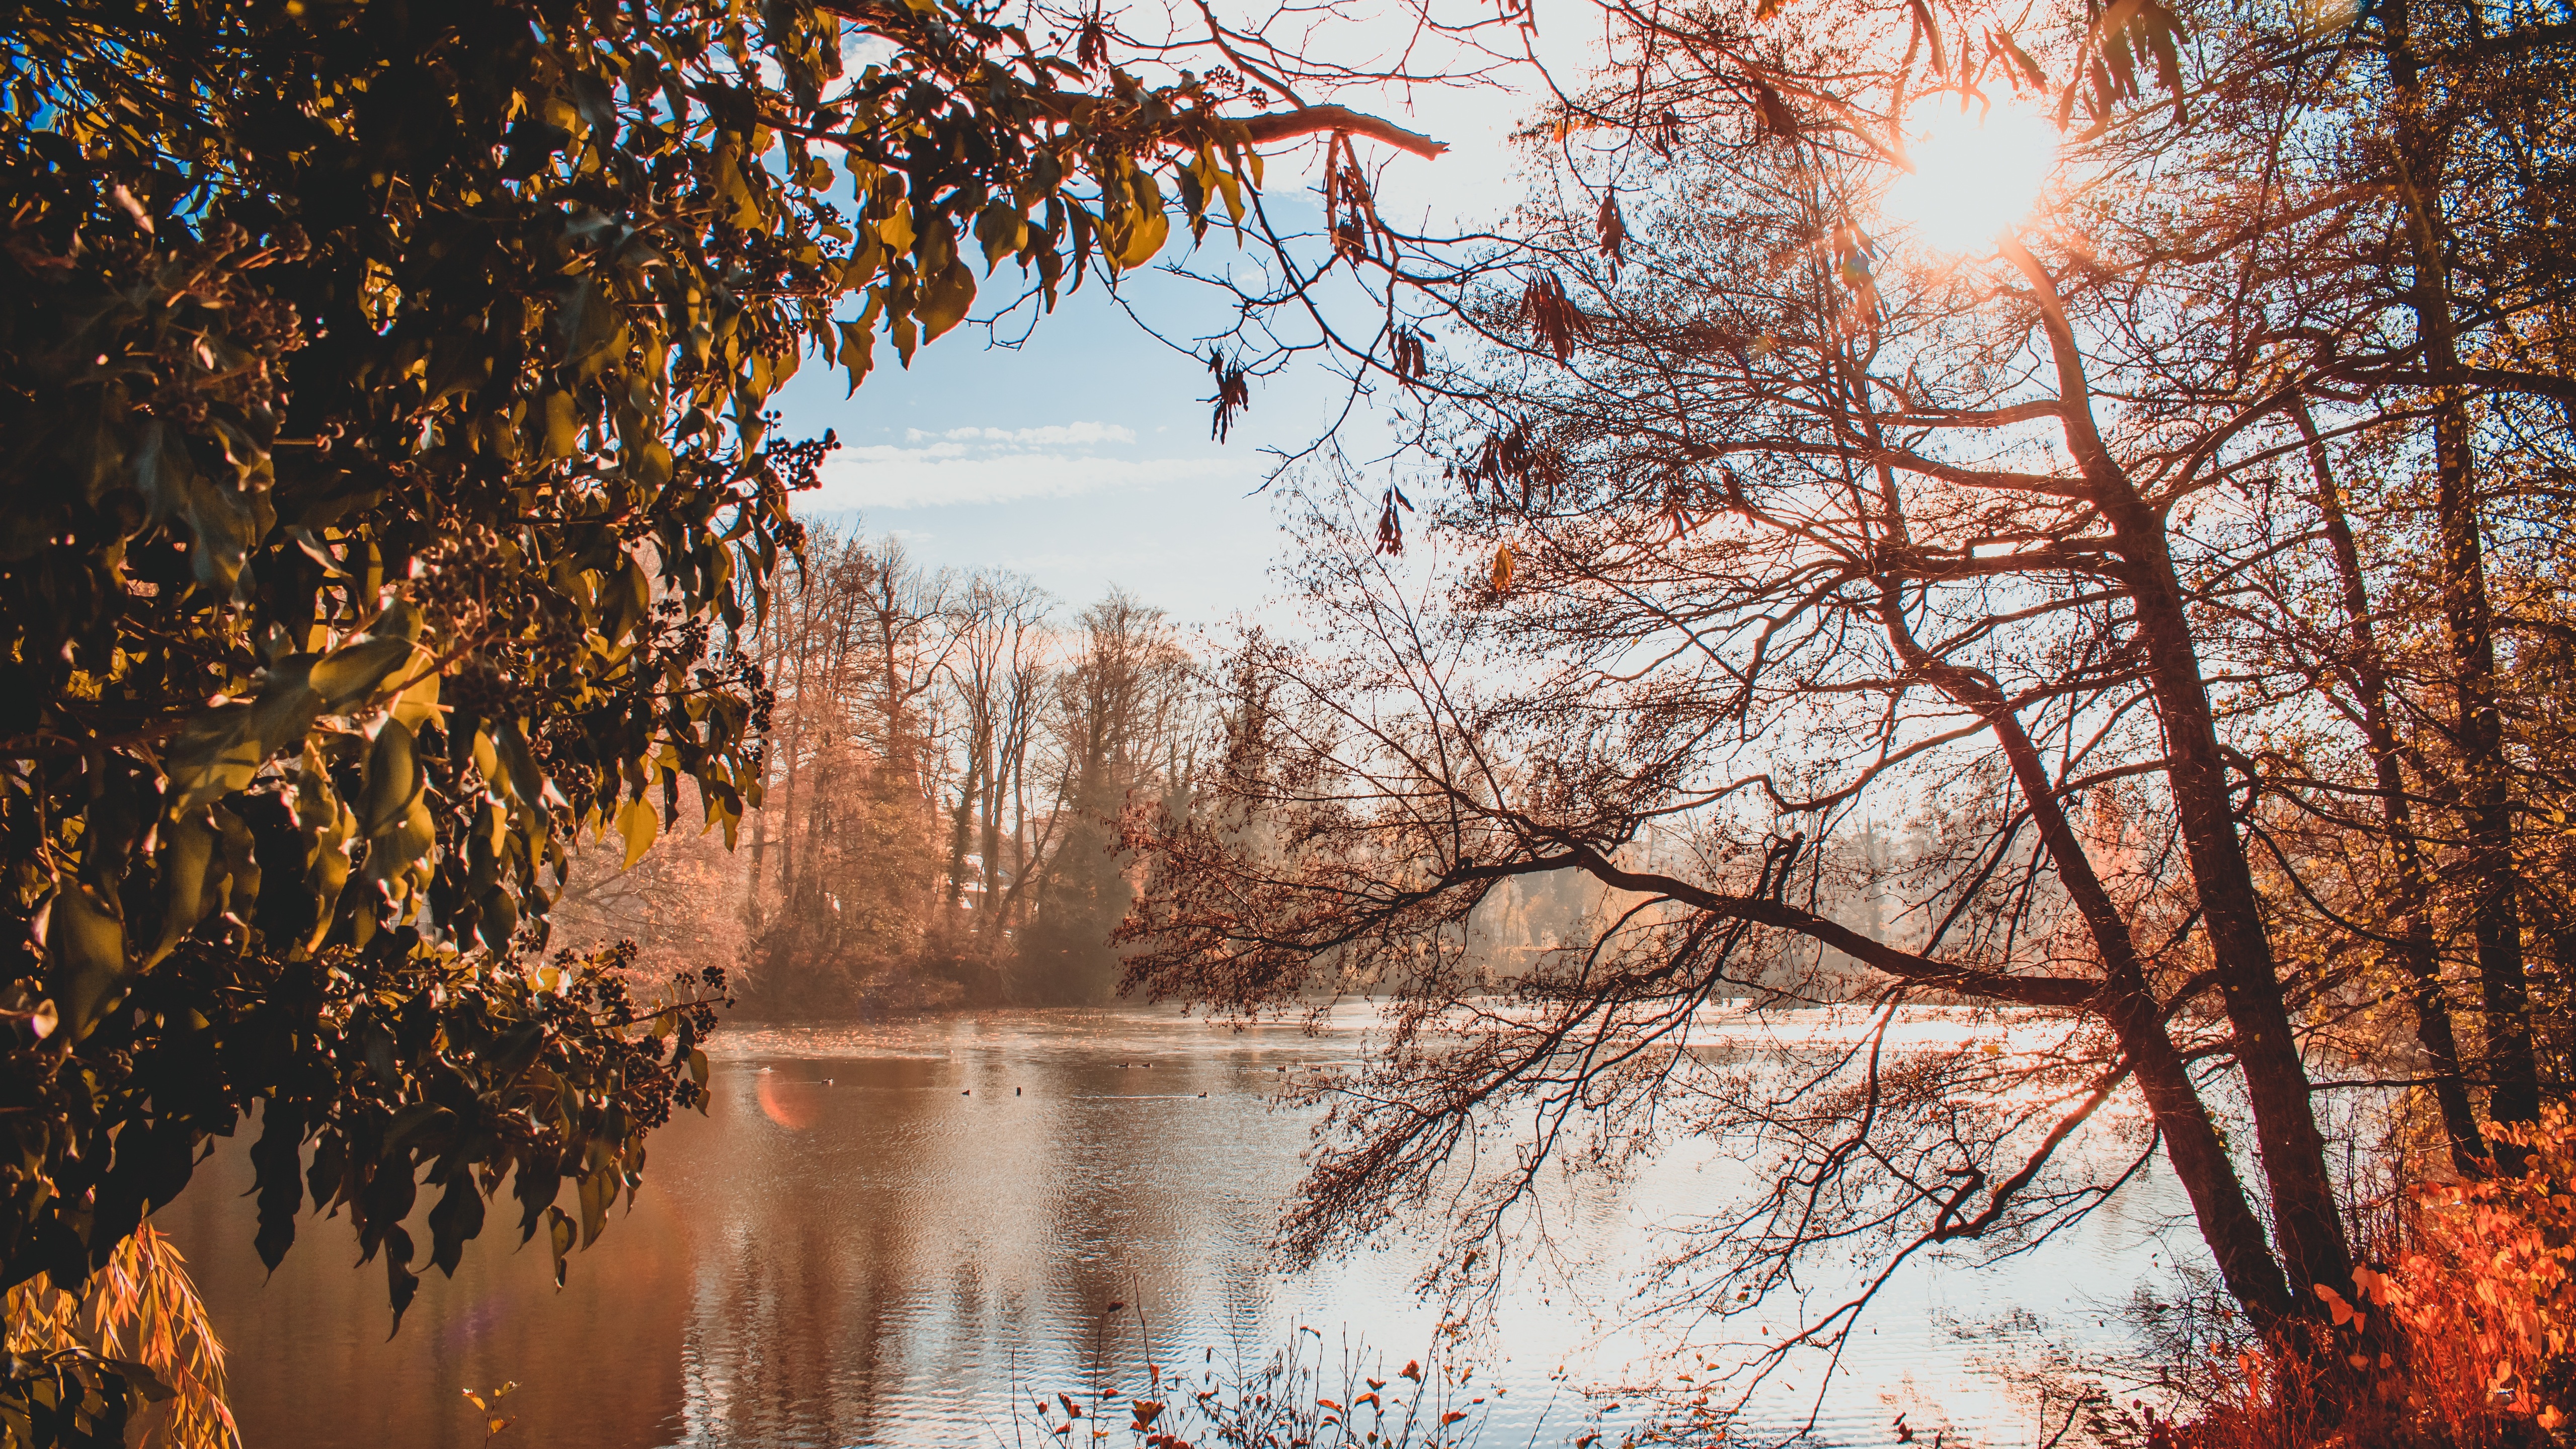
[549, 526, 1202, 1015]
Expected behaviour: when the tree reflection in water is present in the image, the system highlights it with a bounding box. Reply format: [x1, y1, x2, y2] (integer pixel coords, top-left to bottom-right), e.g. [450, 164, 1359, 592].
[163, 1008, 2166, 1447]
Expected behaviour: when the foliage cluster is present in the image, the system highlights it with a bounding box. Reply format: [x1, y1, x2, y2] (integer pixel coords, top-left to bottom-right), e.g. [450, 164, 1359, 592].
[2155, 1108, 2576, 1447]
[0, 0, 1427, 1434]
[1, 1225, 231, 1449]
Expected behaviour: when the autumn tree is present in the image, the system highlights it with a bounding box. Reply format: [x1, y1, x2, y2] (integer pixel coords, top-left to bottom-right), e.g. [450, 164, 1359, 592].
[1129, 0, 2575, 1403]
[0, 0, 1445, 1432]
[1022, 590, 1196, 1001]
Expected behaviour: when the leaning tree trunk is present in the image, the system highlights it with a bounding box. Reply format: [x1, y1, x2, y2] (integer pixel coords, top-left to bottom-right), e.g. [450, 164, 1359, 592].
[2006, 239, 2355, 1312]
[1881, 592, 2300, 1327]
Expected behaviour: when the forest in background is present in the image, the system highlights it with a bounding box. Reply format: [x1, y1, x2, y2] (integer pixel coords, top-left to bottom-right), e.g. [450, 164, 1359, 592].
[548, 522, 1659, 1018]
[550, 527, 1211, 1015]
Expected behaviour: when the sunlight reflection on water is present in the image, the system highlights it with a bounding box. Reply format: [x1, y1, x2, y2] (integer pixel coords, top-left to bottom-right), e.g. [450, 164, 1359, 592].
[164, 1006, 2181, 1448]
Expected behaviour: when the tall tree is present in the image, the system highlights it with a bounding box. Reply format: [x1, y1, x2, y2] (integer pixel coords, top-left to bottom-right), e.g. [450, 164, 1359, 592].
[1023, 591, 1191, 1002]
[0, 0, 1436, 1430]
[1131, 0, 2576, 1388]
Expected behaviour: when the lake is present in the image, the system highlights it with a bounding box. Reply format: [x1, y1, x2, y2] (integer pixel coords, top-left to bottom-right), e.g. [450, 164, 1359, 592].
[161, 1007, 2182, 1447]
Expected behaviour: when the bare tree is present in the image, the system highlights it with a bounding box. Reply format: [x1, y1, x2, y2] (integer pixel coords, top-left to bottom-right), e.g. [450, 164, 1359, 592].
[1125, 0, 2576, 1393]
[1022, 591, 1198, 1001]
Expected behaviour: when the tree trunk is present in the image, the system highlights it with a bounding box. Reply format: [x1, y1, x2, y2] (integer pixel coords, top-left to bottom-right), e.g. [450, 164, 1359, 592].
[1884, 596, 2298, 1326]
[2298, 401, 2485, 1166]
[2004, 238, 2353, 1311]
[978, 725, 1002, 948]
[944, 722, 984, 935]
[2384, 0, 2541, 1129]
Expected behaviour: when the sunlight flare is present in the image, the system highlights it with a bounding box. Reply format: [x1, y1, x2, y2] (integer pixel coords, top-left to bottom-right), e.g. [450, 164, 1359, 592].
[1882, 100, 2060, 255]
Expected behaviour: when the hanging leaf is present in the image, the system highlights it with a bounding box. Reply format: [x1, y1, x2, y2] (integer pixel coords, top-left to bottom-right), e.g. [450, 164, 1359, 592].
[546, 1205, 575, 1289]
[41, 878, 129, 1043]
[918, 258, 979, 341]
[616, 795, 661, 869]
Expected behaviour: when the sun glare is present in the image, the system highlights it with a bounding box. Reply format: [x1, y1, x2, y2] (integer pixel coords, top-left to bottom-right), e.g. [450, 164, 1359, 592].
[1882, 101, 2060, 256]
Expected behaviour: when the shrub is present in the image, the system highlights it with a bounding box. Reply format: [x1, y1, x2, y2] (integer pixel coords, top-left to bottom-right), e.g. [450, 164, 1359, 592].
[2145, 1107, 2576, 1448]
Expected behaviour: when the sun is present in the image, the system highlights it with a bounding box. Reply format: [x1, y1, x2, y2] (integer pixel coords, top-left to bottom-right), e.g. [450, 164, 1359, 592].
[1881, 100, 2060, 255]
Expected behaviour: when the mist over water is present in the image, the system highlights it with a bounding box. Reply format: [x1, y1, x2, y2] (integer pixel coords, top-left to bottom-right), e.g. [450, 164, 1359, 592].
[164, 1008, 2176, 1447]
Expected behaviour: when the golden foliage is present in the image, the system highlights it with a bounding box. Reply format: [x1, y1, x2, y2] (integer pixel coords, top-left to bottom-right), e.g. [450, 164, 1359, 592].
[3, 1224, 238, 1449]
[2174, 1107, 2576, 1448]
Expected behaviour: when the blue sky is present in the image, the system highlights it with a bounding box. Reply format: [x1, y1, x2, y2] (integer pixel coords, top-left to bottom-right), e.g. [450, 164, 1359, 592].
[771, 265, 1328, 627]
[764, 50, 1560, 627]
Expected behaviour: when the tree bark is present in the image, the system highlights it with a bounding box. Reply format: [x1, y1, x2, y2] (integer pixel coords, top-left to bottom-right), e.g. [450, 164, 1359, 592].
[2296, 401, 2486, 1166]
[2385, 0, 2542, 1128]
[2002, 237, 2353, 1310]
[1881, 593, 2297, 1327]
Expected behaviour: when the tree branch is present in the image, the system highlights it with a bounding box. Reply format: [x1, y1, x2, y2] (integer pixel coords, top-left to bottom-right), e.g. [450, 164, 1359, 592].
[1239, 105, 1448, 158]
[1521, 845, 2103, 1008]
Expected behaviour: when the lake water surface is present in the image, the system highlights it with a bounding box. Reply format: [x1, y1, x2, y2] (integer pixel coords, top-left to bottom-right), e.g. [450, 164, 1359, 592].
[163, 1007, 2185, 1447]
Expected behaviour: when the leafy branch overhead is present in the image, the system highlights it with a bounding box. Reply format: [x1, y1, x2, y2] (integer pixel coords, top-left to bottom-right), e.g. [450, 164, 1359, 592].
[0, 0, 1435, 1436]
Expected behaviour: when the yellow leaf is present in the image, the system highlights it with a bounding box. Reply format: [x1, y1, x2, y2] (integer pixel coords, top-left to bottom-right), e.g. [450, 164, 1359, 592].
[1112, 171, 1170, 269]
[918, 258, 978, 340]
[1490, 541, 1515, 592]
[615, 795, 659, 869]
[541, 390, 580, 460]
[389, 657, 441, 735]
[877, 206, 915, 254]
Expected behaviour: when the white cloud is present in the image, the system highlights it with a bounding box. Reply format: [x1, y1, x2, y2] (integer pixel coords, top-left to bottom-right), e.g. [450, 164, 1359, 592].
[900, 422, 1137, 447]
[813, 420, 1243, 509]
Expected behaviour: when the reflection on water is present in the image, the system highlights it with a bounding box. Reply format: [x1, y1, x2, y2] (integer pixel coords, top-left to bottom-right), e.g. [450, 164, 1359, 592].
[163, 1008, 2177, 1447]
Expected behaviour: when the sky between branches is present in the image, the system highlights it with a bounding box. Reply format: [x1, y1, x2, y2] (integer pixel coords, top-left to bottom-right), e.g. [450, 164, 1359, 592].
[774, 0, 1599, 622]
